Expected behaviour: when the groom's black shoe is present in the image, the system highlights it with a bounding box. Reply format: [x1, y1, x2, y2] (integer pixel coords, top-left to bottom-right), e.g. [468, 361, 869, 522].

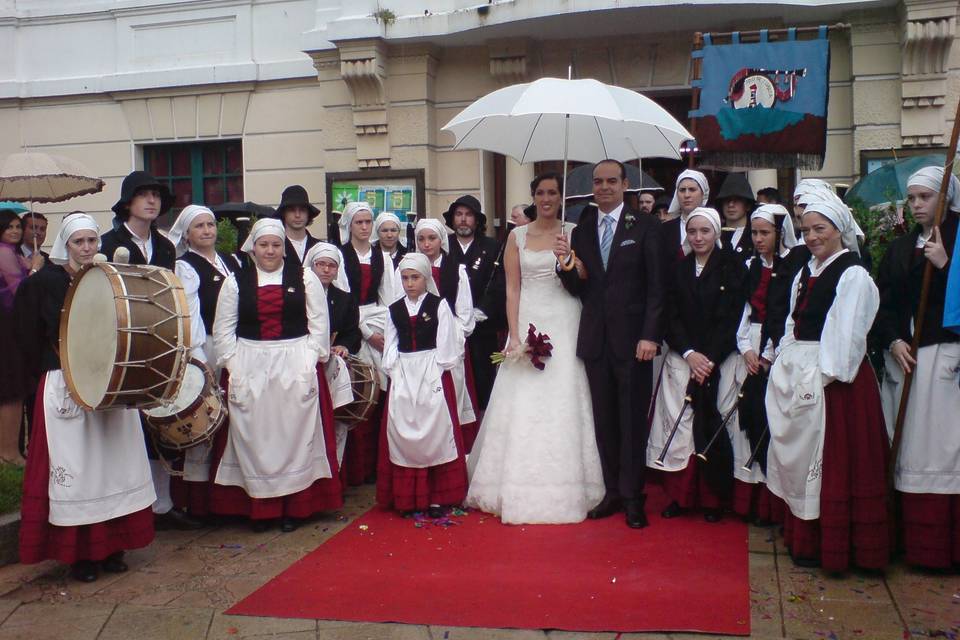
[587, 494, 622, 519]
[625, 498, 648, 529]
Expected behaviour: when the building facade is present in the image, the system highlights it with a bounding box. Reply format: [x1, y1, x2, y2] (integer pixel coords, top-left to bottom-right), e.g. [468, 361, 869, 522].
[1, 0, 958, 237]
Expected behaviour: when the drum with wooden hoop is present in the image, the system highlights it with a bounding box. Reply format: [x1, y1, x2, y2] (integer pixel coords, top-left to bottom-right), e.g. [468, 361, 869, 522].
[142, 359, 226, 450]
[333, 355, 379, 428]
[60, 262, 190, 410]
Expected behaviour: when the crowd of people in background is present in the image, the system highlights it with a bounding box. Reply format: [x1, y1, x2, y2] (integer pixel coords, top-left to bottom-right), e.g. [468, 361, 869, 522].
[1, 158, 957, 582]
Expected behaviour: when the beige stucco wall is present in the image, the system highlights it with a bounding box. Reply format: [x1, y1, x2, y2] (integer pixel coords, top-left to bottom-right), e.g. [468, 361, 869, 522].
[5, 1, 960, 247]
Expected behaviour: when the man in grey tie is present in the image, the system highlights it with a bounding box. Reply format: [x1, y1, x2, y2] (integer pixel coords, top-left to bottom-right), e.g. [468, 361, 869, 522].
[555, 159, 664, 529]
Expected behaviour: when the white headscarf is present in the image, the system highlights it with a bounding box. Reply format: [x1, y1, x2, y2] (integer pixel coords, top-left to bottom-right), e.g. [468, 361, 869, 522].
[684, 207, 723, 251]
[397, 252, 440, 297]
[414, 218, 450, 254]
[339, 201, 373, 245]
[798, 189, 865, 249]
[50, 213, 100, 265]
[801, 197, 862, 256]
[793, 178, 834, 202]
[167, 205, 215, 257]
[240, 218, 285, 255]
[751, 203, 798, 250]
[374, 211, 408, 247]
[669, 169, 710, 214]
[305, 241, 351, 292]
[906, 166, 960, 213]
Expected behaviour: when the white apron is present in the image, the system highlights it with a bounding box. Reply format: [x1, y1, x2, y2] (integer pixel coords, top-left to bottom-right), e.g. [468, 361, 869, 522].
[386, 350, 458, 469]
[42, 371, 156, 526]
[215, 336, 332, 498]
[882, 342, 960, 494]
[765, 341, 826, 520]
[452, 357, 477, 426]
[181, 339, 221, 482]
[646, 350, 695, 471]
[358, 303, 389, 389]
[325, 354, 354, 467]
[730, 323, 767, 484]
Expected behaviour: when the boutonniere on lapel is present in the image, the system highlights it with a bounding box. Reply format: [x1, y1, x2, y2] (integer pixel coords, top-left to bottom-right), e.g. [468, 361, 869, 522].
[421, 311, 432, 323]
[624, 212, 637, 231]
[472, 256, 482, 271]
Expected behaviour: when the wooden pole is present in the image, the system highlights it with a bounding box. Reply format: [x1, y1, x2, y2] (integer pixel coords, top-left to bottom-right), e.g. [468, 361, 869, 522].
[688, 32, 703, 169]
[888, 98, 960, 486]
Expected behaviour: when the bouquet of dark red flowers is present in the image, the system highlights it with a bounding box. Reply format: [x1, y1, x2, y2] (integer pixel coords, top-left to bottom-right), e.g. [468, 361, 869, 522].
[490, 323, 553, 371]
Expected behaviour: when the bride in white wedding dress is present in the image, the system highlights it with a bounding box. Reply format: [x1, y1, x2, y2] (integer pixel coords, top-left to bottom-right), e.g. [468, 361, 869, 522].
[465, 173, 605, 524]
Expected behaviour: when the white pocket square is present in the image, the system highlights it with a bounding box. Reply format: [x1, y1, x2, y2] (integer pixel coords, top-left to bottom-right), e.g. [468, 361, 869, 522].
[619, 239, 636, 247]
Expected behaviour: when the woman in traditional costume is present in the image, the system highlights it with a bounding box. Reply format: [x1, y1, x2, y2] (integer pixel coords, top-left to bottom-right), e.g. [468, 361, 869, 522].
[338, 202, 394, 485]
[731, 204, 797, 525]
[373, 212, 408, 268]
[407, 218, 479, 449]
[647, 207, 747, 522]
[376, 253, 467, 516]
[15, 214, 155, 582]
[210, 218, 341, 532]
[876, 166, 960, 569]
[165, 205, 240, 517]
[766, 197, 890, 571]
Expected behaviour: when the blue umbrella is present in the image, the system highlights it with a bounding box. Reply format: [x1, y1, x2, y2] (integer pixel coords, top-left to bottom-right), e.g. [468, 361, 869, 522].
[844, 154, 947, 207]
[0, 201, 28, 214]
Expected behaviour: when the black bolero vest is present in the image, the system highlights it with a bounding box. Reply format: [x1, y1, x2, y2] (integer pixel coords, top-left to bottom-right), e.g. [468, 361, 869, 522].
[792, 251, 862, 341]
[179, 251, 240, 335]
[235, 260, 308, 340]
[341, 243, 385, 305]
[389, 294, 442, 352]
[435, 254, 461, 311]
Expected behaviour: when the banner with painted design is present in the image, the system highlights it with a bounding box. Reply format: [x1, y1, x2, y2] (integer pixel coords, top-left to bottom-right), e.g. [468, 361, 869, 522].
[690, 27, 830, 169]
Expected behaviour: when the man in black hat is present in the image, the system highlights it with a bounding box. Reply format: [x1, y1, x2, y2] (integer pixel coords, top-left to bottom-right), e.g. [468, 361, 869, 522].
[277, 185, 321, 265]
[101, 171, 177, 269]
[445, 195, 505, 411]
[714, 172, 755, 258]
[101, 170, 203, 532]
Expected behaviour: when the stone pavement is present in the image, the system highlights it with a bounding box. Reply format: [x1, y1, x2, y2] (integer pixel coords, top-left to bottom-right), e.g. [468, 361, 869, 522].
[0, 484, 956, 640]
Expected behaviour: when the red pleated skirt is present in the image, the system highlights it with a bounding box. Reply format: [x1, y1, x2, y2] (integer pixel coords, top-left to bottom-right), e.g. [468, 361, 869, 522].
[376, 371, 468, 512]
[461, 348, 481, 453]
[780, 360, 890, 572]
[900, 491, 960, 569]
[659, 456, 723, 510]
[19, 374, 155, 565]
[342, 391, 385, 486]
[733, 480, 785, 524]
[207, 365, 343, 520]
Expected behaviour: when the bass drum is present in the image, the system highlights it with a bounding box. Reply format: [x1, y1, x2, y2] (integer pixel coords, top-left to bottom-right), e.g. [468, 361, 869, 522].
[142, 359, 226, 450]
[333, 355, 380, 429]
[60, 262, 190, 410]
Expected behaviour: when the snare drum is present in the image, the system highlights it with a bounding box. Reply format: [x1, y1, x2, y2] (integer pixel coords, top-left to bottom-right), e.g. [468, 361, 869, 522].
[142, 359, 226, 450]
[333, 355, 380, 428]
[60, 262, 190, 410]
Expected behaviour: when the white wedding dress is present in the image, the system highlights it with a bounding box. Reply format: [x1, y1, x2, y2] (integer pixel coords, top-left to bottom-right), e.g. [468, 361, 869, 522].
[465, 224, 605, 524]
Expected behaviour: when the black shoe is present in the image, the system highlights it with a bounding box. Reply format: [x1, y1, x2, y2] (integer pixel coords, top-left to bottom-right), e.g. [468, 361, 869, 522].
[791, 555, 821, 568]
[704, 508, 723, 523]
[427, 505, 445, 519]
[625, 498, 649, 529]
[280, 517, 300, 533]
[660, 501, 684, 519]
[71, 560, 99, 583]
[587, 494, 623, 519]
[251, 519, 271, 533]
[155, 508, 204, 531]
[101, 552, 128, 574]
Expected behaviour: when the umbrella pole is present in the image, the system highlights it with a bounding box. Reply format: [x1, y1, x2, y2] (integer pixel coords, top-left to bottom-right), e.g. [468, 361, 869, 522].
[561, 64, 573, 228]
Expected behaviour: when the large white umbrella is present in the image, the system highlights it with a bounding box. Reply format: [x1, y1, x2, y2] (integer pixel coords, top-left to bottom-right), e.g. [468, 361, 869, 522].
[442, 77, 693, 222]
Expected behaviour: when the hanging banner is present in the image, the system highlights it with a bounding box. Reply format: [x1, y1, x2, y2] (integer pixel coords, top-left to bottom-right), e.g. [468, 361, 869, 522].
[690, 27, 831, 169]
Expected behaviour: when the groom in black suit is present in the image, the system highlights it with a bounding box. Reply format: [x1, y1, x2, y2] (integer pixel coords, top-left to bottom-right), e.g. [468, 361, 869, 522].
[555, 160, 664, 529]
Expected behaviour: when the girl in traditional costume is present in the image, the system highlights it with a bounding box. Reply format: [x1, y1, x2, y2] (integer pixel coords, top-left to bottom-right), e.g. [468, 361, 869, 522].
[376, 253, 467, 516]
[210, 218, 341, 532]
[877, 166, 960, 569]
[647, 207, 747, 522]
[766, 197, 890, 571]
[373, 212, 408, 268]
[16, 214, 155, 582]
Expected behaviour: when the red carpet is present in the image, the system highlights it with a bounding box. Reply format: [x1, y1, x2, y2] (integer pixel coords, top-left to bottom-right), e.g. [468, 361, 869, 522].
[228, 485, 750, 635]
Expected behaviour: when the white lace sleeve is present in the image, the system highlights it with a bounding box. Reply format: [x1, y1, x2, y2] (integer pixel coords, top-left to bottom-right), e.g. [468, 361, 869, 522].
[212, 274, 239, 368]
[819, 266, 879, 383]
